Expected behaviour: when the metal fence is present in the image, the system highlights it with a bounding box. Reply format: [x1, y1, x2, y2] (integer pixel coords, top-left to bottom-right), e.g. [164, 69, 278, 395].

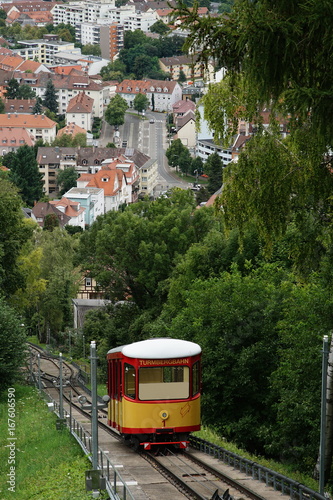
[190, 436, 328, 500]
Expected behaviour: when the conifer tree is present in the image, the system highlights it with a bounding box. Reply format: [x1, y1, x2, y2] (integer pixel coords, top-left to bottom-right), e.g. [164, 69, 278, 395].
[43, 79, 58, 114]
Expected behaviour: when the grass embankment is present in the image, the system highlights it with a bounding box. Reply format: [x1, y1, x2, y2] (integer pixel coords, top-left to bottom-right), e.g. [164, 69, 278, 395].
[194, 427, 320, 492]
[0, 385, 94, 500]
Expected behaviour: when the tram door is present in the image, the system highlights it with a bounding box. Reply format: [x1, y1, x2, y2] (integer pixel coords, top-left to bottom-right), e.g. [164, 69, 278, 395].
[114, 359, 122, 429]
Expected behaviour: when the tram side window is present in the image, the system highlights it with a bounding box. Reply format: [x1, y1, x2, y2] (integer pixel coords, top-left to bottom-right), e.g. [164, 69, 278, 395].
[124, 363, 136, 399]
[192, 361, 200, 396]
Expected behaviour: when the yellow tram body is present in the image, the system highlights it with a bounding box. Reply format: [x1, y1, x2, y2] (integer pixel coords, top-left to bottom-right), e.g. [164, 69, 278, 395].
[107, 338, 202, 449]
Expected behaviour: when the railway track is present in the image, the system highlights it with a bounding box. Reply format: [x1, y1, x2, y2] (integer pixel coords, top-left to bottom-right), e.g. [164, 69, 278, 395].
[142, 448, 264, 500]
[26, 343, 321, 500]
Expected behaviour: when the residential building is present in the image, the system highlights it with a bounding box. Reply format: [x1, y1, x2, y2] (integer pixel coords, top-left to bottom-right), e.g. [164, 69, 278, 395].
[140, 157, 158, 197]
[49, 197, 86, 229]
[196, 138, 233, 165]
[173, 112, 196, 149]
[159, 54, 214, 82]
[36, 146, 155, 197]
[77, 164, 131, 212]
[65, 91, 94, 131]
[32, 201, 71, 228]
[0, 113, 56, 142]
[15, 36, 76, 65]
[30, 72, 105, 117]
[52, 0, 116, 27]
[0, 126, 34, 154]
[4, 98, 39, 114]
[172, 98, 195, 124]
[37, 146, 78, 196]
[116, 79, 182, 112]
[0, 53, 49, 73]
[63, 186, 104, 225]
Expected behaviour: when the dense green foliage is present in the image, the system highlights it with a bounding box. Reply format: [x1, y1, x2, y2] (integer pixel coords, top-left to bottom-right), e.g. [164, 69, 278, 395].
[43, 79, 58, 114]
[0, 299, 27, 391]
[133, 93, 150, 114]
[5, 78, 36, 99]
[6, 146, 43, 206]
[56, 167, 79, 195]
[0, 178, 34, 297]
[105, 94, 128, 127]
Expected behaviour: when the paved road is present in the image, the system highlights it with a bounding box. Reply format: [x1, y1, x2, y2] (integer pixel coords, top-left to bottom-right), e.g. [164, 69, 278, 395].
[99, 111, 189, 196]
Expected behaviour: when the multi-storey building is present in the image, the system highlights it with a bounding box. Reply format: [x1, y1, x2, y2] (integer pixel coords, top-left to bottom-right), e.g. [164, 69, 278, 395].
[116, 79, 182, 112]
[75, 22, 124, 61]
[52, 0, 116, 26]
[0, 113, 56, 143]
[36, 146, 156, 199]
[15, 36, 76, 65]
[31, 73, 106, 117]
[65, 91, 94, 131]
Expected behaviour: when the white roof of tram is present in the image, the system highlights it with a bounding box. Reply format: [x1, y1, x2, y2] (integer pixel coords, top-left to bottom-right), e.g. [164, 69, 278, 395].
[107, 338, 201, 359]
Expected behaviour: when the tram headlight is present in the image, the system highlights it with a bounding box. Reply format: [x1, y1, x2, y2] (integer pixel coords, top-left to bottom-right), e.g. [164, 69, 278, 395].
[159, 410, 169, 420]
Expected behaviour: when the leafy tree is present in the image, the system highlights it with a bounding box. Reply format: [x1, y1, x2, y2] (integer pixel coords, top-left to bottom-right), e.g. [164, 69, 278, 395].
[124, 29, 148, 50]
[0, 178, 33, 297]
[43, 213, 60, 232]
[149, 20, 170, 35]
[56, 167, 78, 195]
[178, 147, 192, 175]
[269, 280, 333, 470]
[43, 79, 58, 114]
[17, 84, 36, 99]
[76, 189, 213, 311]
[7, 145, 43, 206]
[0, 97, 4, 114]
[191, 156, 204, 177]
[5, 78, 20, 99]
[0, 298, 27, 392]
[167, 262, 292, 453]
[166, 139, 187, 170]
[72, 133, 87, 147]
[218, 0, 234, 13]
[104, 94, 128, 127]
[133, 93, 150, 114]
[36, 228, 80, 341]
[178, 69, 187, 83]
[205, 152, 223, 195]
[0, 8, 7, 20]
[100, 60, 126, 82]
[81, 44, 101, 56]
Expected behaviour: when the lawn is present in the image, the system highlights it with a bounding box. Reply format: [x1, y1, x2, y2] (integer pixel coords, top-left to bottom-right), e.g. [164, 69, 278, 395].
[0, 385, 95, 500]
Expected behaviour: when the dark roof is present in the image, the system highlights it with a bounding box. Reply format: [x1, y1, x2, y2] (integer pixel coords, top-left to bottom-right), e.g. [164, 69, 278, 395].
[37, 146, 151, 169]
[32, 202, 70, 227]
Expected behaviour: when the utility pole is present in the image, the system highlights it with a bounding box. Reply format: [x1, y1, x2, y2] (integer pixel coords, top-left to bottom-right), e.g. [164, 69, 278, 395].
[319, 335, 329, 495]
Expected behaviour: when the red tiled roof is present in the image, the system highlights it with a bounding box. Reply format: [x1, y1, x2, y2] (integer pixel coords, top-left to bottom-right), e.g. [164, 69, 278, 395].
[0, 113, 56, 128]
[49, 197, 85, 218]
[66, 91, 93, 114]
[57, 123, 87, 137]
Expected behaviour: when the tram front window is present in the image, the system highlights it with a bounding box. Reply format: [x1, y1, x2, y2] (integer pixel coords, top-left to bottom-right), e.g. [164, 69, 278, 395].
[124, 363, 136, 399]
[139, 366, 189, 400]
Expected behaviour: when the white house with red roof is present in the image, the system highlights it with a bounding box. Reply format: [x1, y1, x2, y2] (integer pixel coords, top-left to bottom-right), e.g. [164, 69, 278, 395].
[0, 126, 34, 155]
[0, 113, 56, 142]
[49, 197, 86, 229]
[65, 91, 94, 131]
[77, 164, 131, 212]
[101, 155, 140, 203]
[116, 79, 182, 112]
